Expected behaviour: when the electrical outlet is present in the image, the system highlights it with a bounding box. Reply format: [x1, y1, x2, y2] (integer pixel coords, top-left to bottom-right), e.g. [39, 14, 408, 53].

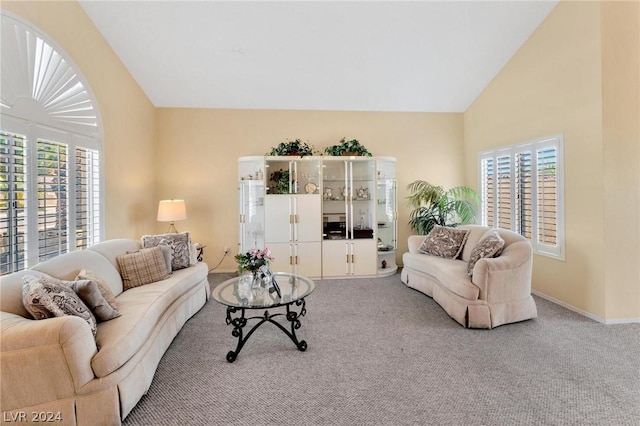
[223, 246, 229, 254]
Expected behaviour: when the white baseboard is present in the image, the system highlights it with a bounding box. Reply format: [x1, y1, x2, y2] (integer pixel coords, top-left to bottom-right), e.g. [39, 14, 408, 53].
[532, 290, 640, 325]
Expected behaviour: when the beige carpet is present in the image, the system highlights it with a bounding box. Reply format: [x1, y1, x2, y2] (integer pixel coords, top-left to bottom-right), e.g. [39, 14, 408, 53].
[123, 272, 640, 426]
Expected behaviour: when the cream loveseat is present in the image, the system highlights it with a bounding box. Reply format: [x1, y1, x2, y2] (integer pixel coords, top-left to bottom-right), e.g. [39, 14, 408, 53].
[401, 225, 537, 329]
[0, 239, 210, 425]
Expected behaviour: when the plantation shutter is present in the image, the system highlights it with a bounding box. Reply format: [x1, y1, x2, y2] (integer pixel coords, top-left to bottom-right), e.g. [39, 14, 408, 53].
[516, 151, 533, 239]
[0, 132, 28, 274]
[536, 146, 558, 247]
[37, 139, 69, 261]
[75, 146, 100, 249]
[478, 135, 563, 258]
[480, 157, 495, 227]
[496, 155, 512, 230]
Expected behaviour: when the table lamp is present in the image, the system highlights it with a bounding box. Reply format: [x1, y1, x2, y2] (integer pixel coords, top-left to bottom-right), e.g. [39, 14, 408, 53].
[157, 199, 187, 233]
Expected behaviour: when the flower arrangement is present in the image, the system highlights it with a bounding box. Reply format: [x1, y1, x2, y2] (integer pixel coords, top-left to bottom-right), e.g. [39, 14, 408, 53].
[235, 248, 273, 275]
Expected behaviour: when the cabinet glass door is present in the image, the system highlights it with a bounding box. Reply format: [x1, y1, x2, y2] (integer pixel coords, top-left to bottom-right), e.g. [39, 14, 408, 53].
[238, 156, 265, 252]
[375, 157, 397, 275]
[265, 156, 321, 195]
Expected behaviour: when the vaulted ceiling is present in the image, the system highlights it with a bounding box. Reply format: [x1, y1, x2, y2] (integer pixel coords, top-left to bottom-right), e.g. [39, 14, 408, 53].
[79, 1, 558, 112]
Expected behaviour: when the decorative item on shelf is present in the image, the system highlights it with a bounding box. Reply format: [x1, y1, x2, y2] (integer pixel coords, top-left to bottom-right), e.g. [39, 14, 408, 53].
[267, 139, 317, 157]
[355, 187, 369, 200]
[304, 181, 317, 194]
[323, 187, 333, 200]
[268, 169, 291, 194]
[407, 180, 480, 235]
[157, 199, 187, 233]
[324, 138, 372, 157]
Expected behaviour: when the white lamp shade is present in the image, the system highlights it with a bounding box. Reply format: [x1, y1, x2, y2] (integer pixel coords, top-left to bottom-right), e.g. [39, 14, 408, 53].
[157, 199, 187, 222]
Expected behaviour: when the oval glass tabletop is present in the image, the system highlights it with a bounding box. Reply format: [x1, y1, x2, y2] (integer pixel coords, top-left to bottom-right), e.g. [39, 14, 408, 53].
[212, 272, 315, 309]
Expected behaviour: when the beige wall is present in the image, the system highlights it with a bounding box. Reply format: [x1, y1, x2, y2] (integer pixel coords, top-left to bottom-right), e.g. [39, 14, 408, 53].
[464, 1, 640, 321]
[601, 1, 640, 319]
[155, 109, 464, 271]
[3, 1, 158, 239]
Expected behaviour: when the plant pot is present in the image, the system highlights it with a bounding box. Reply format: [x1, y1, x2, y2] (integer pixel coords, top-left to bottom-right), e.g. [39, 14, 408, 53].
[341, 152, 359, 156]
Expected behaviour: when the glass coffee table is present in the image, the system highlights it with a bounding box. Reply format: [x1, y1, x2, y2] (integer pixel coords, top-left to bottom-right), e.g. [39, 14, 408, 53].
[211, 272, 315, 362]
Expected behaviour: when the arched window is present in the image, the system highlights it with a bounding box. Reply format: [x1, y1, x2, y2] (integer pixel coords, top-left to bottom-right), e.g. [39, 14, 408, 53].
[1, 12, 104, 275]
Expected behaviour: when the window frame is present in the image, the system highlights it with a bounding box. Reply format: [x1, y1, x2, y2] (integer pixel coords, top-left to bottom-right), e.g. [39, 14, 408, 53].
[478, 134, 564, 260]
[1, 117, 104, 273]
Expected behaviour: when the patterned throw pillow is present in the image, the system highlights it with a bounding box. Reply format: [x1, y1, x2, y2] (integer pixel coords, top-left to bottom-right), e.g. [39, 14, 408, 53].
[418, 225, 470, 259]
[466, 231, 505, 276]
[117, 246, 171, 290]
[141, 232, 191, 271]
[75, 269, 119, 310]
[22, 274, 98, 336]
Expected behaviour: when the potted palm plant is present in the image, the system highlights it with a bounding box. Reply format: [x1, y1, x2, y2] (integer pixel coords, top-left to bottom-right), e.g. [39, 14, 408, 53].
[407, 180, 480, 235]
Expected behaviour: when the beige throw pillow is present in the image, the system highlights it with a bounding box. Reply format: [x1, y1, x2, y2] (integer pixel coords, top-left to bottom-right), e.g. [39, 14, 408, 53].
[466, 230, 505, 276]
[75, 269, 119, 310]
[70, 280, 121, 322]
[22, 274, 98, 336]
[419, 225, 470, 259]
[117, 246, 171, 290]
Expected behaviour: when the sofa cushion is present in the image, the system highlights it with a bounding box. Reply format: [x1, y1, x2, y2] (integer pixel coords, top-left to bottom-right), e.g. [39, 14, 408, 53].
[22, 274, 98, 336]
[467, 230, 505, 276]
[117, 246, 171, 290]
[419, 225, 470, 259]
[141, 232, 191, 271]
[403, 253, 480, 300]
[91, 263, 208, 377]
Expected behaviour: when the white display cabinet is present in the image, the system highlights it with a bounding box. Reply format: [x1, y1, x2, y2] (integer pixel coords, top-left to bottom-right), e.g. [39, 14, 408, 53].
[238, 156, 396, 278]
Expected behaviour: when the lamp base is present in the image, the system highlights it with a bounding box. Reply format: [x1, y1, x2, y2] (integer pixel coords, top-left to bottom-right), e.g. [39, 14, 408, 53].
[167, 222, 178, 233]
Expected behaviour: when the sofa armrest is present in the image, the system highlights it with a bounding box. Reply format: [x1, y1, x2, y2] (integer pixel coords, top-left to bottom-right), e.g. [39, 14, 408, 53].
[0, 312, 97, 411]
[407, 235, 425, 254]
[471, 240, 533, 302]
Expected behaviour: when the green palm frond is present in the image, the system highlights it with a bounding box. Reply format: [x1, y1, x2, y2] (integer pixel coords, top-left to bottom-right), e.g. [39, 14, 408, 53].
[406, 181, 480, 234]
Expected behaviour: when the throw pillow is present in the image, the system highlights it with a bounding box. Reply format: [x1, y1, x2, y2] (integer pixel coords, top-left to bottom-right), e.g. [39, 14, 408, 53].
[69, 280, 121, 322]
[141, 232, 191, 270]
[466, 231, 505, 276]
[117, 246, 171, 290]
[158, 244, 173, 274]
[75, 269, 119, 310]
[22, 274, 98, 336]
[418, 225, 470, 259]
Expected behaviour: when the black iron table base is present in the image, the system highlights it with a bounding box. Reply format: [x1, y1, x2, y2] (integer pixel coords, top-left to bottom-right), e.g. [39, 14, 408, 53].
[224, 299, 308, 363]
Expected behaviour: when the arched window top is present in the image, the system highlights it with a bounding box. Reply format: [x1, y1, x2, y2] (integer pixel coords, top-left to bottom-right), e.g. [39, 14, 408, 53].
[1, 12, 102, 137]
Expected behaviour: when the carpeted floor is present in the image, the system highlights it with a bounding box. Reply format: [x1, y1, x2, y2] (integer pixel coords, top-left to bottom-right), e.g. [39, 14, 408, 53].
[123, 272, 640, 426]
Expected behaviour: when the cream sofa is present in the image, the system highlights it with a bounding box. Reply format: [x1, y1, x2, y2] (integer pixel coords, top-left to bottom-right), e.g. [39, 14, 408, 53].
[0, 239, 210, 425]
[401, 225, 537, 329]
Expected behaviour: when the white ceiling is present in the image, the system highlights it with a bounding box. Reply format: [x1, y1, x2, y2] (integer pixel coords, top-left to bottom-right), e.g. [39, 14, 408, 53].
[79, 1, 558, 112]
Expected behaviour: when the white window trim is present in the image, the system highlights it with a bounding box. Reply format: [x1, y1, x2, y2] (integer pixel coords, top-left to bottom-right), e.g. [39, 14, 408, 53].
[479, 134, 564, 260]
